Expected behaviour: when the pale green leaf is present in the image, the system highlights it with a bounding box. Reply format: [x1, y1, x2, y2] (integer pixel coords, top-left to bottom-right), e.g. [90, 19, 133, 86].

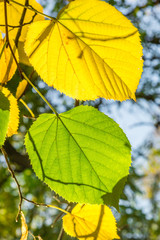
[25, 106, 131, 204]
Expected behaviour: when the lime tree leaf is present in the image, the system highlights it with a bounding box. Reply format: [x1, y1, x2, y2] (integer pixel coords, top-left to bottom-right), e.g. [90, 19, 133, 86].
[63, 204, 120, 240]
[0, 34, 18, 84]
[20, 211, 28, 240]
[25, 0, 143, 101]
[1, 87, 19, 137]
[18, 41, 31, 66]
[0, 0, 44, 41]
[25, 105, 131, 204]
[16, 79, 28, 100]
[102, 176, 127, 211]
[0, 91, 10, 147]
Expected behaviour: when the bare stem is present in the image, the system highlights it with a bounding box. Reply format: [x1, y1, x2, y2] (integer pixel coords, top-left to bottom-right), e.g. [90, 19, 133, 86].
[22, 72, 58, 116]
[3, 1, 58, 115]
[20, 99, 35, 118]
[57, 226, 64, 240]
[1, 147, 23, 221]
[23, 197, 68, 214]
[75, 99, 80, 107]
[15, 0, 29, 47]
[1, 148, 69, 221]
[4, 0, 9, 44]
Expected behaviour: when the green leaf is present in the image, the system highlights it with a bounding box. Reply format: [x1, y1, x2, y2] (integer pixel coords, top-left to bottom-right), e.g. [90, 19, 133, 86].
[25, 106, 131, 204]
[102, 176, 127, 211]
[0, 91, 10, 148]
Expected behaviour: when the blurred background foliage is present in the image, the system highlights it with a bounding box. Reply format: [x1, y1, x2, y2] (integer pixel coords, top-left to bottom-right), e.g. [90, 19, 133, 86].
[0, 0, 160, 239]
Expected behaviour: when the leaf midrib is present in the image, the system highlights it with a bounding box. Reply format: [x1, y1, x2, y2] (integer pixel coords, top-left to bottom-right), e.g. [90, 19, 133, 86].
[57, 19, 137, 96]
[58, 115, 109, 192]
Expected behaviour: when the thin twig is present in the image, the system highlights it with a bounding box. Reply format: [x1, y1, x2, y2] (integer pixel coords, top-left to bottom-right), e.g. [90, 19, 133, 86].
[8, 42, 23, 78]
[0, 148, 69, 220]
[57, 205, 72, 240]
[75, 99, 80, 107]
[4, 0, 9, 45]
[57, 226, 64, 240]
[20, 99, 35, 118]
[51, 212, 64, 228]
[23, 197, 68, 214]
[3, 4, 58, 115]
[1, 147, 23, 221]
[4, 0, 58, 115]
[15, 0, 29, 47]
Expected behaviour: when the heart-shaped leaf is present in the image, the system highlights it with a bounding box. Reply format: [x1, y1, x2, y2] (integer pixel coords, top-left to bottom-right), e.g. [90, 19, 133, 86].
[25, 0, 143, 101]
[25, 106, 131, 204]
[63, 204, 120, 240]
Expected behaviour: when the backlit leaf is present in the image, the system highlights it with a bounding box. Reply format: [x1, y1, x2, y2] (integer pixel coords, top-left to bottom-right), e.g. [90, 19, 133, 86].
[0, 91, 10, 147]
[25, 105, 131, 204]
[0, 0, 44, 41]
[18, 41, 31, 66]
[102, 176, 127, 211]
[1, 87, 19, 137]
[25, 0, 143, 101]
[20, 211, 28, 240]
[16, 79, 28, 99]
[63, 204, 120, 240]
[0, 34, 18, 84]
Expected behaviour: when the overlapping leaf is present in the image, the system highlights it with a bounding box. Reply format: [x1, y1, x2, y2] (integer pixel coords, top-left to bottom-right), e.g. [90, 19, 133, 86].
[0, 0, 44, 41]
[0, 33, 18, 84]
[25, 105, 131, 204]
[18, 41, 31, 66]
[20, 212, 28, 240]
[25, 0, 143, 101]
[63, 204, 120, 240]
[0, 91, 10, 147]
[1, 87, 19, 137]
[16, 79, 28, 99]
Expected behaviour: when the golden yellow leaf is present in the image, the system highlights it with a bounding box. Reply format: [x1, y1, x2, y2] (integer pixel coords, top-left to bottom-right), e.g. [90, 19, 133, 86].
[0, 34, 18, 84]
[0, 0, 44, 41]
[25, 0, 143, 101]
[1, 87, 19, 137]
[63, 204, 120, 240]
[18, 41, 31, 66]
[16, 79, 28, 99]
[20, 211, 28, 240]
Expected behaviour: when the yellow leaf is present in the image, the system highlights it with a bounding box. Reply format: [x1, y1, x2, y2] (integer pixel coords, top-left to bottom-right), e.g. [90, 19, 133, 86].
[0, 34, 18, 84]
[25, 0, 143, 101]
[63, 204, 120, 240]
[16, 79, 28, 99]
[20, 211, 28, 240]
[1, 87, 19, 137]
[0, 0, 44, 41]
[18, 41, 31, 66]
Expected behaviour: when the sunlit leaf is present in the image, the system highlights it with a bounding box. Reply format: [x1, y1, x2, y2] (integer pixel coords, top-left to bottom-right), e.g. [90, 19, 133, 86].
[1, 87, 19, 137]
[18, 41, 31, 66]
[0, 0, 44, 41]
[25, 105, 131, 204]
[16, 79, 28, 99]
[0, 34, 18, 84]
[63, 204, 120, 240]
[102, 176, 127, 211]
[25, 0, 143, 101]
[20, 211, 28, 240]
[0, 91, 10, 148]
